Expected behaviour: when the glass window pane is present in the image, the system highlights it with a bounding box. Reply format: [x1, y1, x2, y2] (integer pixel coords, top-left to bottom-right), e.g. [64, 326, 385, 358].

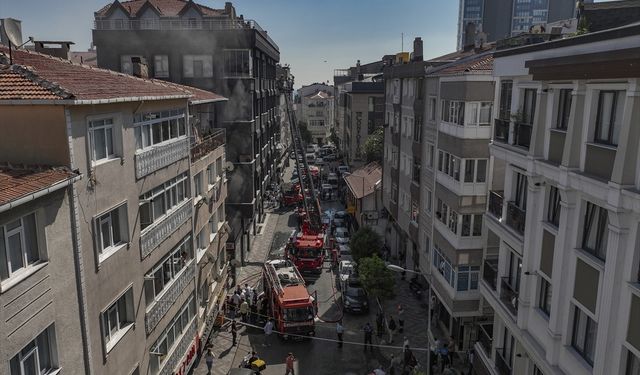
[93, 129, 107, 160]
[0, 229, 7, 280]
[23, 214, 38, 264]
[464, 160, 475, 182]
[36, 329, 51, 370]
[108, 307, 118, 335]
[8, 232, 24, 273]
[457, 271, 469, 291]
[473, 214, 483, 236]
[100, 218, 111, 250]
[106, 128, 114, 156]
[461, 215, 471, 236]
[135, 127, 142, 150]
[22, 351, 38, 375]
[476, 160, 487, 182]
[597, 92, 614, 142]
[112, 209, 121, 244]
[152, 122, 162, 144]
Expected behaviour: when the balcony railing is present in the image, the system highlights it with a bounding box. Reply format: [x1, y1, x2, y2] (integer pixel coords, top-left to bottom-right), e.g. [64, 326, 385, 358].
[190, 129, 225, 162]
[494, 347, 512, 375]
[506, 201, 526, 235]
[514, 122, 532, 149]
[135, 138, 189, 179]
[483, 256, 499, 291]
[158, 318, 197, 375]
[477, 323, 493, 356]
[500, 277, 519, 316]
[145, 261, 195, 334]
[140, 199, 192, 258]
[494, 119, 509, 143]
[488, 190, 504, 219]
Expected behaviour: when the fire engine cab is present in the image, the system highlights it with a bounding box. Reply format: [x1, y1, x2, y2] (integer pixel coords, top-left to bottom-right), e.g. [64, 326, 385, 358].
[285, 231, 325, 273]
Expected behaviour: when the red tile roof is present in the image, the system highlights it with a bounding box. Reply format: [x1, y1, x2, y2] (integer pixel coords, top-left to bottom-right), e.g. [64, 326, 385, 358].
[344, 162, 382, 199]
[96, 0, 224, 18]
[0, 46, 226, 103]
[0, 164, 78, 206]
[433, 53, 494, 75]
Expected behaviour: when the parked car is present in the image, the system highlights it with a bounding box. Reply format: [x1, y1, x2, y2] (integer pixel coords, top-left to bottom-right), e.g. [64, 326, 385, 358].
[327, 173, 339, 188]
[343, 278, 369, 313]
[338, 260, 356, 290]
[324, 153, 337, 161]
[335, 227, 349, 244]
[338, 244, 353, 262]
[315, 157, 325, 166]
[333, 211, 347, 227]
[338, 165, 350, 175]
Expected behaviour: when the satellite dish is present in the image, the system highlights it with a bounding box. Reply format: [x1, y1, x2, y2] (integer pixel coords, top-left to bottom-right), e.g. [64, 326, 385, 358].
[225, 161, 235, 172]
[2, 18, 23, 47]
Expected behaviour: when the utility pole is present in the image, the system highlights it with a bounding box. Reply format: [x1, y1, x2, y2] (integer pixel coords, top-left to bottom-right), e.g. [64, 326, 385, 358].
[401, 32, 404, 52]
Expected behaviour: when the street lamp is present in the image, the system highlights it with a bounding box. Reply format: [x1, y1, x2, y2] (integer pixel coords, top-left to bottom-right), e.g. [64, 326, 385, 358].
[386, 264, 434, 375]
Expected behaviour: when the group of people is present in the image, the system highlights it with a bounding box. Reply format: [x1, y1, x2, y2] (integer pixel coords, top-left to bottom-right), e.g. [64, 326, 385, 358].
[431, 336, 458, 374]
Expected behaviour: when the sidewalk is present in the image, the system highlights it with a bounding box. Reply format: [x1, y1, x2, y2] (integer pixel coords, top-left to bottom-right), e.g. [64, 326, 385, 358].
[191, 212, 279, 375]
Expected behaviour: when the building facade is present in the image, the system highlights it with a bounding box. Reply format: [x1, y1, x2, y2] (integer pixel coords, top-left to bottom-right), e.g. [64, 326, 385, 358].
[343, 81, 384, 164]
[92, 0, 281, 258]
[297, 85, 334, 145]
[475, 23, 640, 375]
[344, 162, 384, 235]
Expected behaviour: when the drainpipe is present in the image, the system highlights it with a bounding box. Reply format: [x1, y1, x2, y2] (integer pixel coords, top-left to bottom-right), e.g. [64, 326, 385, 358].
[65, 107, 94, 375]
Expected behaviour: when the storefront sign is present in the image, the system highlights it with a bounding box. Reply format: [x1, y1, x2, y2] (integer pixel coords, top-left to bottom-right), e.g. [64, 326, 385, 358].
[174, 335, 199, 375]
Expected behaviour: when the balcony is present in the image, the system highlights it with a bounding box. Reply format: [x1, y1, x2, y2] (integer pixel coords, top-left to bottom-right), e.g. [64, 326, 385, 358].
[483, 256, 499, 291]
[494, 119, 509, 143]
[157, 318, 197, 375]
[190, 129, 225, 162]
[145, 261, 195, 334]
[494, 347, 512, 375]
[514, 122, 532, 149]
[500, 277, 519, 316]
[135, 138, 189, 179]
[506, 202, 526, 235]
[140, 199, 192, 258]
[477, 323, 493, 357]
[488, 191, 504, 219]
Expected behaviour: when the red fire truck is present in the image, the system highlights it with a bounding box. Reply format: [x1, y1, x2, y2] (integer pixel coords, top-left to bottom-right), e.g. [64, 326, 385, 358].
[285, 231, 325, 273]
[263, 260, 316, 340]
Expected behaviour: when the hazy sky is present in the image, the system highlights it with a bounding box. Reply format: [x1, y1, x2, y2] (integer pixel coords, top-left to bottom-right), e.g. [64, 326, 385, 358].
[0, 0, 612, 87]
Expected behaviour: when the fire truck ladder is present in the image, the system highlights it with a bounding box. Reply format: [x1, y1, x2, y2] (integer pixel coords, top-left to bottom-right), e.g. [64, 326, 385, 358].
[279, 79, 322, 233]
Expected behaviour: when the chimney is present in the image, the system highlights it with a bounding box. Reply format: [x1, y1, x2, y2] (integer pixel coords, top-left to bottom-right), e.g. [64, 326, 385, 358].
[131, 56, 149, 78]
[225, 2, 236, 19]
[413, 37, 423, 61]
[33, 40, 74, 60]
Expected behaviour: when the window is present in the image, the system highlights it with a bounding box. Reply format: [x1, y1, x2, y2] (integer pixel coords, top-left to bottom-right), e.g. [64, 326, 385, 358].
[522, 88, 537, 124]
[464, 160, 475, 183]
[466, 102, 493, 126]
[514, 172, 528, 210]
[139, 173, 189, 231]
[411, 200, 419, 223]
[476, 160, 487, 182]
[556, 89, 572, 130]
[438, 151, 461, 181]
[0, 213, 40, 281]
[144, 236, 192, 307]
[209, 214, 219, 241]
[197, 228, 207, 253]
[457, 265, 480, 291]
[9, 325, 57, 375]
[120, 55, 141, 75]
[441, 100, 465, 125]
[194, 172, 203, 198]
[89, 118, 115, 162]
[391, 183, 398, 202]
[538, 277, 551, 316]
[547, 186, 561, 227]
[154, 55, 169, 78]
[207, 163, 217, 188]
[103, 288, 134, 350]
[499, 80, 513, 120]
[448, 208, 459, 234]
[594, 91, 624, 146]
[426, 144, 435, 169]
[433, 246, 455, 288]
[582, 202, 608, 261]
[183, 55, 213, 78]
[223, 50, 251, 77]
[429, 97, 437, 120]
[626, 349, 640, 375]
[412, 159, 421, 184]
[461, 214, 482, 237]
[149, 296, 196, 374]
[437, 199, 448, 225]
[368, 97, 375, 112]
[413, 116, 422, 142]
[424, 188, 432, 214]
[134, 109, 186, 150]
[95, 204, 128, 259]
[571, 305, 597, 365]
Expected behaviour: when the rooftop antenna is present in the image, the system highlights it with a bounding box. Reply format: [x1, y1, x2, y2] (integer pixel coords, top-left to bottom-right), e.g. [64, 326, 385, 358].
[2, 19, 32, 65]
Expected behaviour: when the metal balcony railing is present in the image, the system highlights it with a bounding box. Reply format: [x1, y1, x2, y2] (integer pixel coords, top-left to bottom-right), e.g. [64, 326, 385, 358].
[477, 323, 493, 356]
[140, 199, 192, 258]
[494, 347, 513, 375]
[494, 119, 509, 143]
[135, 138, 189, 179]
[157, 318, 197, 375]
[506, 201, 526, 235]
[190, 129, 225, 162]
[145, 261, 195, 334]
[488, 190, 504, 219]
[500, 277, 519, 316]
[483, 256, 499, 291]
[514, 122, 532, 149]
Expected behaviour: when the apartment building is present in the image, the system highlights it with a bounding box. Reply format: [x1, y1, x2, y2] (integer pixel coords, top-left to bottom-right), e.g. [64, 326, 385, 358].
[0, 45, 227, 375]
[475, 23, 640, 375]
[92, 0, 281, 256]
[296, 84, 334, 145]
[343, 80, 384, 164]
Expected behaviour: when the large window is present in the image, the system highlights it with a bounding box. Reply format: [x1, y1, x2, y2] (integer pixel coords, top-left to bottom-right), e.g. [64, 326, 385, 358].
[461, 214, 483, 237]
[424, 188, 432, 214]
[538, 277, 551, 316]
[103, 288, 134, 350]
[9, 325, 58, 375]
[149, 296, 196, 374]
[441, 100, 465, 125]
[464, 159, 487, 183]
[89, 118, 115, 163]
[457, 265, 480, 291]
[547, 186, 561, 227]
[594, 90, 624, 146]
[626, 349, 640, 375]
[224, 50, 251, 77]
[120, 55, 141, 75]
[433, 246, 455, 288]
[514, 172, 528, 210]
[426, 143, 435, 169]
[139, 173, 189, 231]
[144, 236, 192, 307]
[194, 172, 203, 198]
[95, 204, 128, 260]
[499, 80, 513, 120]
[522, 88, 537, 124]
[134, 109, 186, 150]
[412, 159, 421, 184]
[413, 116, 422, 143]
[154, 55, 169, 78]
[411, 200, 419, 223]
[183, 55, 213, 78]
[582, 202, 608, 261]
[571, 305, 597, 366]
[438, 150, 461, 181]
[429, 97, 437, 120]
[556, 88, 572, 130]
[467, 102, 493, 126]
[0, 213, 40, 281]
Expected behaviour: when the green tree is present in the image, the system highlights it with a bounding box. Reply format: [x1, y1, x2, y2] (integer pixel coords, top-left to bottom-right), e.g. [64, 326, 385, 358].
[349, 226, 382, 262]
[298, 121, 313, 144]
[363, 127, 384, 163]
[359, 255, 395, 300]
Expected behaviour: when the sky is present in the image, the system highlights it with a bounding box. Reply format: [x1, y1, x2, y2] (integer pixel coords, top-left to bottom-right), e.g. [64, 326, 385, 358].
[0, 0, 614, 88]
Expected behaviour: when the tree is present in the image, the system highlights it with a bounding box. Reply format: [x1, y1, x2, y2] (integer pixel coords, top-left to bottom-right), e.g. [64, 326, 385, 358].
[298, 121, 313, 144]
[349, 226, 382, 262]
[328, 127, 340, 147]
[359, 255, 395, 300]
[363, 127, 384, 163]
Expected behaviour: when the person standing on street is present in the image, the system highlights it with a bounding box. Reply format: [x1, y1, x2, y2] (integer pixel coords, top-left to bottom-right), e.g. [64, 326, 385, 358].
[336, 321, 344, 348]
[239, 299, 249, 322]
[285, 352, 296, 375]
[387, 315, 397, 344]
[397, 304, 405, 333]
[230, 320, 237, 346]
[205, 349, 214, 374]
[363, 322, 374, 351]
[263, 319, 274, 347]
[376, 311, 385, 338]
[447, 336, 456, 368]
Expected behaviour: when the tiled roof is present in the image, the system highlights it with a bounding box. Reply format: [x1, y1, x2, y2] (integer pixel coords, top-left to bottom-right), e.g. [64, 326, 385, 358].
[436, 53, 494, 75]
[69, 51, 97, 67]
[344, 162, 382, 199]
[96, 0, 224, 18]
[0, 46, 226, 103]
[0, 164, 78, 206]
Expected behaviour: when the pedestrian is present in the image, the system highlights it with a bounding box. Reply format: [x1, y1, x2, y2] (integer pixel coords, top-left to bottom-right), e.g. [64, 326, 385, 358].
[403, 337, 410, 353]
[205, 349, 214, 374]
[263, 319, 274, 347]
[285, 352, 296, 375]
[388, 354, 397, 375]
[397, 304, 405, 333]
[376, 311, 385, 338]
[336, 321, 344, 348]
[402, 345, 413, 373]
[240, 299, 249, 322]
[467, 348, 475, 374]
[447, 336, 456, 367]
[363, 322, 374, 351]
[230, 320, 237, 346]
[387, 316, 396, 344]
[440, 345, 449, 373]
